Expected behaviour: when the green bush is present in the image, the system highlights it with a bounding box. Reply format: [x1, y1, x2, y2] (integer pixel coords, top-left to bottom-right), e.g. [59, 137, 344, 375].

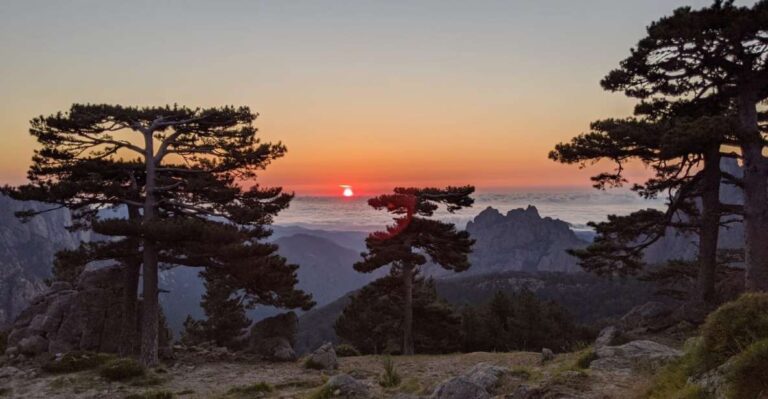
[575, 349, 598, 369]
[308, 385, 334, 399]
[725, 338, 768, 399]
[99, 358, 146, 381]
[303, 358, 325, 370]
[124, 390, 174, 399]
[42, 352, 114, 374]
[378, 356, 401, 388]
[226, 382, 272, 397]
[700, 293, 768, 370]
[645, 338, 709, 399]
[334, 344, 361, 357]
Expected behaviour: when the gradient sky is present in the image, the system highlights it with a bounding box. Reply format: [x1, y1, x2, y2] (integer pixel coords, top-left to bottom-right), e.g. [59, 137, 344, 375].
[0, 0, 743, 196]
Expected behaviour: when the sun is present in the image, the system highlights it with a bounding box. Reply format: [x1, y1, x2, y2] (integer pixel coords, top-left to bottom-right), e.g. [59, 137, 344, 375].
[340, 185, 354, 197]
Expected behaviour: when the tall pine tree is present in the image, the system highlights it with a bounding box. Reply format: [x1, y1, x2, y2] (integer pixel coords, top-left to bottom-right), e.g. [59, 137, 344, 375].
[354, 186, 474, 355]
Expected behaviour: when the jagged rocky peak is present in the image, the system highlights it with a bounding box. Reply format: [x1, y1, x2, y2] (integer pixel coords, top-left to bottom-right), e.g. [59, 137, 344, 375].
[0, 195, 88, 327]
[461, 205, 588, 275]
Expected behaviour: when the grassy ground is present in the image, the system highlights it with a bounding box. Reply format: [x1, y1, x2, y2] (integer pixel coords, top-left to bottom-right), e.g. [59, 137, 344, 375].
[0, 351, 654, 398]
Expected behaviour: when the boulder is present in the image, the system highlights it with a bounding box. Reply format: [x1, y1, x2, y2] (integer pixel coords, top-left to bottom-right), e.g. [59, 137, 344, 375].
[307, 342, 338, 370]
[620, 301, 674, 332]
[594, 326, 624, 349]
[541, 348, 555, 363]
[6, 266, 172, 357]
[257, 337, 296, 362]
[462, 362, 508, 392]
[248, 312, 299, 361]
[326, 373, 370, 398]
[591, 340, 682, 372]
[430, 377, 490, 399]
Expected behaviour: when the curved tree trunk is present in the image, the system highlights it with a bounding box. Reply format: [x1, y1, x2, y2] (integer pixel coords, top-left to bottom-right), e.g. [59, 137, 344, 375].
[738, 92, 768, 292]
[697, 147, 721, 304]
[402, 265, 415, 356]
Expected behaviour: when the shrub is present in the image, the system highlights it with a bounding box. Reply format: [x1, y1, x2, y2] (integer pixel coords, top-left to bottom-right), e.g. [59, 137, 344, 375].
[42, 352, 114, 374]
[226, 382, 272, 397]
[308, 385, 334, 399]
[303, 358, 325, 370]
[334, 344, 361, 357]
[378, 356, 401, 388]
[124, 391, 174, 399]
[700, 293, 768, 370]
[575, 348, 598, 369]
[99, 358, 146, 381]
[645, 339, 709, 399]
[724, 338, 768, 399]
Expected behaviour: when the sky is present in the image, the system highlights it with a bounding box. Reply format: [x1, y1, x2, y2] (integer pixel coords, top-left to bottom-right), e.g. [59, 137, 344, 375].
[0, 0, 745, 196]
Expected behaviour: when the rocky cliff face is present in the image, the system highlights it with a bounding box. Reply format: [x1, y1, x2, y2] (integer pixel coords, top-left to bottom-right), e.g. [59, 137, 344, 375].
[0, 195, 88, 327]
[451, 205, 588, 276]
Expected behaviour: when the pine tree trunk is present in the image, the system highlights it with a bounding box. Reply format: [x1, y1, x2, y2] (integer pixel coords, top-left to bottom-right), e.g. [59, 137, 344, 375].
[402, 265, 415, 356]
[697, 147, 721, 304]
[140, 130, 160, 367]
[119, 205, 141, 357]
[738, 92, 768, 292]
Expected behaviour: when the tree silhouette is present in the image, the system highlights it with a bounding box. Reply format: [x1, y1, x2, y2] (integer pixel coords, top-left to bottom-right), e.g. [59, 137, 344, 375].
[4, 104, 313, 365]
[354, 186, 474, 355]
[601, 0, 768, 291]
[550, 100, 741, 304]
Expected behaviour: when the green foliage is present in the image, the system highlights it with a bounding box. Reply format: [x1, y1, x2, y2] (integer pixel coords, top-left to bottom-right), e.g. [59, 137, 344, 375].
[461, 289, 590, 353]
[724, 338, 768, 399]
[225, 382, 273, 397]
[378, 356, 401, 388]
[124, 391, 174, 399]
[303, 358, 325, 370]
[575, 349, 598, 369]
[99, 358, 146, 381]
[42, 352, 114, 374]
[334, 344, 361, 357]
[645, 350, 709, 399]
[335, 273, 462, 354]
[699, 293, 768, 370]
[181, 269, 251, 350]
[308, 385, 334, 399]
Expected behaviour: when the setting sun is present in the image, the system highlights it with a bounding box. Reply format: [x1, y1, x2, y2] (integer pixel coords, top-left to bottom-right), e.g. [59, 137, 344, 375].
[340, 185, 354, 197]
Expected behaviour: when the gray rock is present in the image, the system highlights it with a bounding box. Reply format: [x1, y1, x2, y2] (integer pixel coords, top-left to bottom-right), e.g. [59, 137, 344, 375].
[7, 266, 172, 357]
[592, 340, 682, 372]
[0, 367, 21, 379]
[541, 348, 555, 363]
[689, 358, 733, 399]
[507, 384, 543, 399]
[595, 326, 623, 349]
[307, 342, 338, 370]
[258, 337, 296, 362]
[621, 301, 675, 332]
[326, 373, 370, 398]
[18, 335, 48, 355]
[431, 377, 490, 399]
[462, 362, 508, 392]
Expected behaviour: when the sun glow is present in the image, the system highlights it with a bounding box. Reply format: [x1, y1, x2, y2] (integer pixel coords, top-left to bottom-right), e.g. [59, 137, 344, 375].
[340, 185, 354, 197]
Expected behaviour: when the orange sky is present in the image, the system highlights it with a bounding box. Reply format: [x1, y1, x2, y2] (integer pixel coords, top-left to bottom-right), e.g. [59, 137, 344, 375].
[0, 1, 716, 196]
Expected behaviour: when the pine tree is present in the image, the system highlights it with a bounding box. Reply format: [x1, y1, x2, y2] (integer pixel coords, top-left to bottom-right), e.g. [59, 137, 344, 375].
[3, 104, 314, 365]
[334, 273, 462, 355]
[354, 186, 474, 355]
[599, 0, 768, 292]
[550, 103, 740, 304]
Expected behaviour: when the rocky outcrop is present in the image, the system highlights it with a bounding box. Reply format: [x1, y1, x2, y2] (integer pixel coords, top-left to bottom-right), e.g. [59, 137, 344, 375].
[306, 342, 338, 370]
[431, 362, 508, 399]
[248, 312, 298, 361]
[591, 340, 682, 372]
[325, 373, 371, 398]
[0, 195, 89, 327]
[6, 266, 171, 357]
[455, 206, 588, 275]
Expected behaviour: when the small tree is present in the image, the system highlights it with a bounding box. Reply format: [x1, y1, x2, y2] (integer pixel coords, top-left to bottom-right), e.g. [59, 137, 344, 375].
[354, 186, 474, 355]
[334, 273, 461, 354]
